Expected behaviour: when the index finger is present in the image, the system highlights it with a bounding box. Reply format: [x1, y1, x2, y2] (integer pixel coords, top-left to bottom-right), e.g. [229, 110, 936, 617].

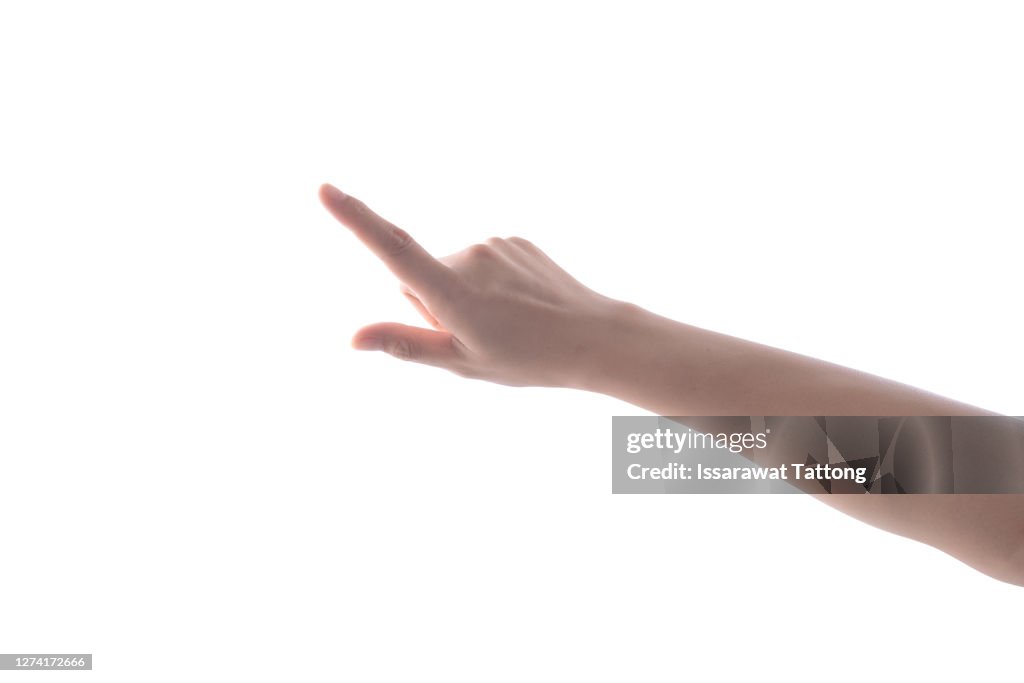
[319, 183, 460, 299]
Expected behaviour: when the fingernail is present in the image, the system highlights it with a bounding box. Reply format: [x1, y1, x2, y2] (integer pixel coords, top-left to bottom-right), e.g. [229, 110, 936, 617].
[353, 337, 382, 350]
[322, 183, 347, 202]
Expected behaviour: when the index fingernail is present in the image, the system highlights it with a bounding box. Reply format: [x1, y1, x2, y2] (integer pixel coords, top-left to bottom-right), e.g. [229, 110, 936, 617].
[353, 336, 382, 350]
[321, 183, 347, 203]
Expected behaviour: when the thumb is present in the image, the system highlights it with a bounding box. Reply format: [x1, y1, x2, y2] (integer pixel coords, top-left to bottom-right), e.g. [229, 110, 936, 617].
[352, 322, 466, 369]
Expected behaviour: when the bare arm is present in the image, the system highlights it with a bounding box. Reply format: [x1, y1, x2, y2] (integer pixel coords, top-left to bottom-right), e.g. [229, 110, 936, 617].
[320, 183, 1024, 586]
[575, 304, 1024, 586]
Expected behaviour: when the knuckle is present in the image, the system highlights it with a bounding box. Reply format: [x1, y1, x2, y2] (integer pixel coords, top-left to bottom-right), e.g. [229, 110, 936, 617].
[467, 243, 495, 259]
[348, 196, 369, 214]
[508, 236, 536, 250]
[388, 337, 417, 362]
[385, 224, 415, 256]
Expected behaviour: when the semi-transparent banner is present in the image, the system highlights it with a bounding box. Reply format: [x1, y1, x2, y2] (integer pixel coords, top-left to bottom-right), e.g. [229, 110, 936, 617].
[612, 416, 1024, 494]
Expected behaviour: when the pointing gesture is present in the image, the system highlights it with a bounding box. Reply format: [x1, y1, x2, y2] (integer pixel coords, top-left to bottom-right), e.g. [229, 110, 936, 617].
[319, 183, 617, 387]
[319, 184, 461, 301]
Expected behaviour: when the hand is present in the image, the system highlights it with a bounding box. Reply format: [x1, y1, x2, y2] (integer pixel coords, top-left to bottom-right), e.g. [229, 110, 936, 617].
[319, 183, 626, 388]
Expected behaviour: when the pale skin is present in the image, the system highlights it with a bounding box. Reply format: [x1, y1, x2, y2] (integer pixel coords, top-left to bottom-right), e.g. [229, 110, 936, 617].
[320, 182, 1024, 587]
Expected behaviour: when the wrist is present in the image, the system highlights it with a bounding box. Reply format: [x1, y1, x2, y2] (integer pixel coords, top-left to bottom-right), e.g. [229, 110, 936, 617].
[568, 297, 660, 396]
[568, 298, 728, 416]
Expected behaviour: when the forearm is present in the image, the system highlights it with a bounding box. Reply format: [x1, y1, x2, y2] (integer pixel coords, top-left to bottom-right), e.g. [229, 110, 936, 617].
[577, 300, 998, 418]
[577, 300, 1024, 586]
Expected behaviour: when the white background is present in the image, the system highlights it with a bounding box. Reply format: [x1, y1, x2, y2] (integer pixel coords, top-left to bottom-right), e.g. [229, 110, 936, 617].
[2, 1, 1022, 681]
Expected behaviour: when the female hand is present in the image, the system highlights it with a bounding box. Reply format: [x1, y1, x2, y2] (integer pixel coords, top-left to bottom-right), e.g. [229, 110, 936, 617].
[319, 183, 626, 389]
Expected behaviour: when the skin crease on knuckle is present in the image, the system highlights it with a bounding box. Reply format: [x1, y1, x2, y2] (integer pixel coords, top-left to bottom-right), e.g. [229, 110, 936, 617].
[385, 224, 415, 256]
[388, 337, 416, 362]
